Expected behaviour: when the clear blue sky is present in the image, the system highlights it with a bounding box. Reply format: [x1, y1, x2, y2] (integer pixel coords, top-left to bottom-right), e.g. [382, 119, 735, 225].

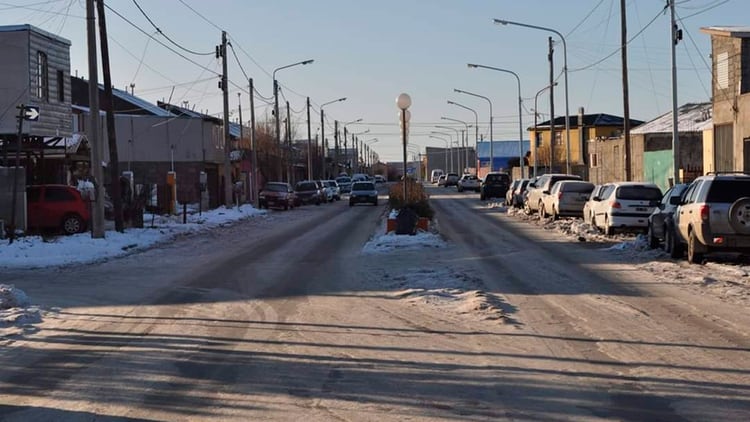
[1, 0, 744, 161]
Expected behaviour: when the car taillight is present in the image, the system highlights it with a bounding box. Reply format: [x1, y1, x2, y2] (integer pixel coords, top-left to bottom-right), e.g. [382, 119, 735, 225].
[610, 201, 621, 209]
[700, 204, 709, 220]
[557, 192, 563, 200]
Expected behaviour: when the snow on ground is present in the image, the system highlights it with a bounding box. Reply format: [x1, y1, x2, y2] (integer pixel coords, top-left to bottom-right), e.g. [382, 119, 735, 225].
[1, 284, 41, 336]
[362, 216, 507, 322]
[502, 201, 750, 307]
[0, 204, 266, 269]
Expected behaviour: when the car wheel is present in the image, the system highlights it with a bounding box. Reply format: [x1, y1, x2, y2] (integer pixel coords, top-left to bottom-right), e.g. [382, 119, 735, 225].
[373, 199, 378, 206]
[349, 201, 354, 207]
[551, 206, 559, 220]
[62, 214, 84, 235]
[666, 227, 683, 258]
[647, 224, 659, 249]
[315, 199, 321, 206]
[523, 201, 532, 215]
[480, 193, 486, 201]
[687, 229, 704, 264]
[457, 186, 463, 192]
[728, 197, 750, 234]
[539, 202, 547, 219]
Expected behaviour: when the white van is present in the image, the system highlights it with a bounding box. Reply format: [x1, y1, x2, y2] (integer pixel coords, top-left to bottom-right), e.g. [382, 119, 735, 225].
[430, 169, 444, 184]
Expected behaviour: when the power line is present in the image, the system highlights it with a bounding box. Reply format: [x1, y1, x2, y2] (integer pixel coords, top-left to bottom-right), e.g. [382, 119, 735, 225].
[103, 3, 220, 77]
[132, 0, 213, 56]
[565, 0, 608, 37]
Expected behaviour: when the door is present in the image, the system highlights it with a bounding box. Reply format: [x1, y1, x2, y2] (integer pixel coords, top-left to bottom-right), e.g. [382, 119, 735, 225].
[744, 138, 750, 173]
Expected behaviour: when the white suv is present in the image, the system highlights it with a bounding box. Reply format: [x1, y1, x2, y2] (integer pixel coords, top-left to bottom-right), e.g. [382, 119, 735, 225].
[671, 173, 750, 263]
[590, 182, 662, 235]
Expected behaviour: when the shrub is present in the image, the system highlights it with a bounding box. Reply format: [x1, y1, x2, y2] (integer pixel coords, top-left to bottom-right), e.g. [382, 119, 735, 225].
[388, 179, 434, 219]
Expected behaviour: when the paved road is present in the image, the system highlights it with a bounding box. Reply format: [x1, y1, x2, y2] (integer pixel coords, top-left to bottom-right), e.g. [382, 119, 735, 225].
[1, 184, 749, 421]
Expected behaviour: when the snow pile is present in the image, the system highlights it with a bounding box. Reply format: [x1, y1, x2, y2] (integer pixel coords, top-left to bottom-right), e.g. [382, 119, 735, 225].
[362, 230, 445, 253]
[485, 201, 506, 210]
[383, 268, 506, 321]
[0, 284, 41, 329]
[605, 234, 650, 251]
[0, 204, 266, 269]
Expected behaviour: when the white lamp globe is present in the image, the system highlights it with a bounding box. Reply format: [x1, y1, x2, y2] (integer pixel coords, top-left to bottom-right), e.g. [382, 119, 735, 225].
[396, 93, 411, 110]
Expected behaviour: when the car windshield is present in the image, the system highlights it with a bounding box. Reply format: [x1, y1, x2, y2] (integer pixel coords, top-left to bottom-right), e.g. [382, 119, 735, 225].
[485, 174, 509, 183]
[617, 186, 662, 200]
[336, 177, 351, 183]
[296, 182, 317, 191]
[264, 183, 287, 192]
[352, 182, 375, 190]
[705, 179, 750, 203]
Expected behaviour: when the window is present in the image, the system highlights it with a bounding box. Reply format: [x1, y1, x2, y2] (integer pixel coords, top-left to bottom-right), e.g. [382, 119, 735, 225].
[44, 187, 76, 202]
[554, 131, 562, 146]
[57, 70, 65, 102]
[37, 51, 49, 101]
[717, 51, 729, 90]
[589, 153, 599, 167]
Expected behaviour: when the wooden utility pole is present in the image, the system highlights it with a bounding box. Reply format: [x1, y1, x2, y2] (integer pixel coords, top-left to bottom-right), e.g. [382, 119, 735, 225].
[306, 97, 312, 180]
[96, 0, 123, 232]
[621, 0, 632, 180]
[249, 78, 258, 208]
[548, 36, 556, 172]
[219, 31, 232, 207]
[86, 0, 105, 238]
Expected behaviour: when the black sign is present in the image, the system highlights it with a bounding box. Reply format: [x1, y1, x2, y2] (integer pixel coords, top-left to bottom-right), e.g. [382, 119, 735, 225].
[23, 106, 40, 121]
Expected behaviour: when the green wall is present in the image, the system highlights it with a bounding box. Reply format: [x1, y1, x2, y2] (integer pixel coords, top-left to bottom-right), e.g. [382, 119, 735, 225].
[643, 150, 673, 191]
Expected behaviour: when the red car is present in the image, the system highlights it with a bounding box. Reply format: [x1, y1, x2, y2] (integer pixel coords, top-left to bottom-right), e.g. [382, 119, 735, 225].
[259, 182, 297, 210]
[26, 185, 90, 235]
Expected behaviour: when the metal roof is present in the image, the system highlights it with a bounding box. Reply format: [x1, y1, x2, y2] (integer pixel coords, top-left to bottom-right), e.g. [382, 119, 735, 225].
[630, 102, 712, 134]
[0, 24, 71, 46]
[701, 26, 750, 38]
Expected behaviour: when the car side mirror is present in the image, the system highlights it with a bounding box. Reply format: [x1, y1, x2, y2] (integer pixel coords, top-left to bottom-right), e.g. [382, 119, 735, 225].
[669, 196, 681, 205]
[592, 196, 600, 201]
[542, 190, 550, 195]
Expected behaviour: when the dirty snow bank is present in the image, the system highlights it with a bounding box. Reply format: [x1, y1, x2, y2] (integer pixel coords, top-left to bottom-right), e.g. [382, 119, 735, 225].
[1, 284, 41, 335]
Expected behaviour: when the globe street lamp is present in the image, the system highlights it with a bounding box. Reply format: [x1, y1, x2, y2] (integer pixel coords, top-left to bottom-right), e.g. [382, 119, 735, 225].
[274, 59, 314, 180]
[534, 82, 558, 177]
[468, 63, 526, 178]
[320, 97, 346, 178]
[447, 100, 479, 173]
[494, 18, 571, 174]
[396, 93, 411, 204]
[454, 88, 493, 173]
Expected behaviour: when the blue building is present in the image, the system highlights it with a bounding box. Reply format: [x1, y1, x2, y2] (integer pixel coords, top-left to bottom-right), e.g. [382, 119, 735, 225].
[476, 140, 530, 178]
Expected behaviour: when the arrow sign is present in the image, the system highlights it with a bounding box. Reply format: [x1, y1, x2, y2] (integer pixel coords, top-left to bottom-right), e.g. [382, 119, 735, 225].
[23, 106, 40, 121]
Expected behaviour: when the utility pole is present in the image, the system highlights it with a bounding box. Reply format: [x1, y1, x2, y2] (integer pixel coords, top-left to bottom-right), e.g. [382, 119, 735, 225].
[286, 100, 291, 182]
[8, 106, 25, 243]
[219, 31, 232, 206]
[306, 97, 312, 180]
[238, 93, 243, 143]
[249, 78, 258, 209]
[320, 109, 326, 178]
[334, 120, 339, 177]
[96, 0, 123, 232]
[548, 36, 556, 173]
[621, 0, 632, 181]
[86, 0, 104, 238]
[670, 0, 681, 185]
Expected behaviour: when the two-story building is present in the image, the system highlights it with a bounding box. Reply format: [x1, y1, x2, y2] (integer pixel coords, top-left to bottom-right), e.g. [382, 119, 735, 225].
[701, 26, 750, 172]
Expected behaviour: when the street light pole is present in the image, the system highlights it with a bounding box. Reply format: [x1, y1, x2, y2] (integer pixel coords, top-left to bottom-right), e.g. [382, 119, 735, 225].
[467, 63, 525, 178]
[494, 19, 571, 174]
[447, 101, 479, 174]
[273, 59, 314, 180]
[320, 97, 346, 178]
[454, 89, 493, 174]
[431, 131, 454, 173]
[534, 82, 558, 177]
[441, 117, 470, 173]
[397, 93, 412, 206]
[435, 125, 461, 174]
[343, 118, 362, 175]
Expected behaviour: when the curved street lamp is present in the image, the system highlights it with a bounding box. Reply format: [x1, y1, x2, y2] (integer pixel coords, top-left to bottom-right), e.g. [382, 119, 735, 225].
[454, 88, 493, 173]
[436, 125, 462, 174]
[273, 59, 314, 180]
[319, 97, 346, 178]
[494, 18, 571, 174]
[468, 63, 525, 178]
[447, 100, 479, 173]
[441, 117, 470, 172]
[431, 131, 454, 173]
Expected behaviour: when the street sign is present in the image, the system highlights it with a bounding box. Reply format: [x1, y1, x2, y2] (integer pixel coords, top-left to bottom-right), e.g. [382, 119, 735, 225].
[23, 106, 40, 121]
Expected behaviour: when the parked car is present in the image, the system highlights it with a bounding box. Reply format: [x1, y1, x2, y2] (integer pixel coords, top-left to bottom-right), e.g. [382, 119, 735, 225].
[294, 180, 323, 205]
[583, 184, 610, 225]
[457, 174, 480, 192]
[325, 180, 341, 200]
[317, 180, 334, 202]
[590, 182, 662, 235]
[349, 181, 378, 206]
[26, 184, 90, 235]
[524, 173, 582, 215]
[431, 169, 444, 183]
[351, 173, 368, 182]
[540, 180, 595, 220]
[480, 172, 511, 200]
[646, 183, 689, 249]
[507, 178, 530, 208]
[444, 173, 460, 187]
[374, 174, 387, 184]
[670, 173, 750, 264]
[258, 182, 296, 210]
[437, 174, 447, 187]
[336, 176, 352, 194]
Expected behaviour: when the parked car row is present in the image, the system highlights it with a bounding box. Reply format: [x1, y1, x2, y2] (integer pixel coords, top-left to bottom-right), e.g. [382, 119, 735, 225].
[504, 171, 750, 264]
[259, 175, 386, 211]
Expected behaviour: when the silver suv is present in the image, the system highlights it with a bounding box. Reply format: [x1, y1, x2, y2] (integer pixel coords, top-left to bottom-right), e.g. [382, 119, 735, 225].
[670, 173, 750, 263]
